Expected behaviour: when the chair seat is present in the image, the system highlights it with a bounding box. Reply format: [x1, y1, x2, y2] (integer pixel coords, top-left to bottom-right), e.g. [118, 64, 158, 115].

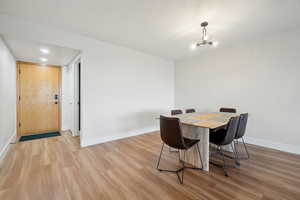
[183, 137, 199, 148]
[209, 129, 226, 145]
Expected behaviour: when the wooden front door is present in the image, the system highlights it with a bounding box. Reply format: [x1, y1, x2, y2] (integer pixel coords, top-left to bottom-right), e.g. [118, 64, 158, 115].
[17, 62, 61, 136]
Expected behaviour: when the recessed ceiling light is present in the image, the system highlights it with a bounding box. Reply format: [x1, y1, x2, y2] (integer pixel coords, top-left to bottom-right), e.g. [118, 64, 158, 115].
[40, 57, 47, 62]
[40, 48, 50, 54]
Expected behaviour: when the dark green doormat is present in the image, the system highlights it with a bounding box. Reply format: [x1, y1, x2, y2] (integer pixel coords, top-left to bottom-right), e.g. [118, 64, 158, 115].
[19, 132, 61, 142]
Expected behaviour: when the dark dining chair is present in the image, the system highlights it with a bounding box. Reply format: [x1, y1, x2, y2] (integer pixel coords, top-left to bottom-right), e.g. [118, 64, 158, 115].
[185, 108, 196, 113]
[220, 107, 237, 113]
[171, 109, 183, 115]
[234, 113, 249, 159]
[157, 115, 203, 184]
[209, 116, 240, 176]
[169, 109, 183, 152]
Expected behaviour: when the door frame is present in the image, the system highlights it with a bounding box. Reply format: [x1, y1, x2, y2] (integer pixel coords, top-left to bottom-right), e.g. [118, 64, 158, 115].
[73, 57, 82, 137]
[16, 61, 62, 138]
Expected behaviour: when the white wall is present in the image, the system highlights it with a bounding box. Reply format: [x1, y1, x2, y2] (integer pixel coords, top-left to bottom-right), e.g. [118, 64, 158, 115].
[0, 15, 174, 147]
[0, 36, 16, 160]
[175, 29, 300, 154]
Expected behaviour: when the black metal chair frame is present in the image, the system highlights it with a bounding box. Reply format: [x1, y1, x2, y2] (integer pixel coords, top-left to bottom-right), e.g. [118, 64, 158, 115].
[233, 137, 250, 160]
[156, 142, 203, 184]
[185, 108, 196, 113]
[171, 109, 183, 115]
[219, 107, 237, 113]
[169, 110, 183, 153]
[209, 143, 240, 176]
[209, 117, 240, 176]
[226, 113, 250, 160]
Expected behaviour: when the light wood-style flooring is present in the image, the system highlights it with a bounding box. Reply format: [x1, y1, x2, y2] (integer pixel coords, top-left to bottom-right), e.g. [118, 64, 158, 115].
[0, 132, 300, 200]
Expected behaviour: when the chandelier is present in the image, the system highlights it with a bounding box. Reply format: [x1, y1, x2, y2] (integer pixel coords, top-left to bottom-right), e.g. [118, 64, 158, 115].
[192, 21, 218, 48]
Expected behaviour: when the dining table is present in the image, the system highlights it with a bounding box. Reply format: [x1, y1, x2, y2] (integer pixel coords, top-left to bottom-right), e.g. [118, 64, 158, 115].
[160, 112, 239, 172]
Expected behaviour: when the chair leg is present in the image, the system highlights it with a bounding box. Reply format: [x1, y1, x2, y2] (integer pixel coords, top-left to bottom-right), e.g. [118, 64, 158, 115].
[210, 145, 240, 176]
[184, 144, 203, 171]
[231, 143, 240, 167]
[196, 144, 203, 169]
[156, 143, 185, 183]
[234, 138, 250, 160]
[216, 143, 239, 167]
[220, 147, 229, 177]
[178, 151, 185, 184]
[156, 143, 165, 170]
[242, 137, 250, 159]
[157, 144, 204, 184]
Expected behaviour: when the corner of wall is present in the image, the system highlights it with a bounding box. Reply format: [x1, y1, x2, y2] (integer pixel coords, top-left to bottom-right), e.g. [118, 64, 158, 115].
[0, 131, 17, 164]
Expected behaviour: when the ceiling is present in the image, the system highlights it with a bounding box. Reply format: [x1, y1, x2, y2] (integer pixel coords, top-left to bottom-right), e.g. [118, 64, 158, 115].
[1, 0, 300, 61]
[2, 35, 80, 66]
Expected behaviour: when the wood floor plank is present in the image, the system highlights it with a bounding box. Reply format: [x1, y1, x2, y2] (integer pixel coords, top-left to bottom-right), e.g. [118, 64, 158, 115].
[0, 131, 300, 200]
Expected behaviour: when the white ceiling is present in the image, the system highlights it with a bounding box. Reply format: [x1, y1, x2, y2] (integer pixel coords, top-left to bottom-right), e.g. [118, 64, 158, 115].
[2, 36, 80, 66]
[1, 0, 300, 61]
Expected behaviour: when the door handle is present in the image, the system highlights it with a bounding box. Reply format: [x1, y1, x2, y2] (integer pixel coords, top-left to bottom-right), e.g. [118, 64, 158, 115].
[54, 94, 59, 104]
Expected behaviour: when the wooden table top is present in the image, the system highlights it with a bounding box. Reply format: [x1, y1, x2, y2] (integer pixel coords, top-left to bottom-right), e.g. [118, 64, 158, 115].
[163, 112, 239, 129]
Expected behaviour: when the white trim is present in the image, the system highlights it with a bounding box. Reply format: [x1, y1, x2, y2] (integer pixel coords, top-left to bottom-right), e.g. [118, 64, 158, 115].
[81, 127, 158, 147]
[0, 132, 16, 164]
[67, 52, 82, 67]
[244, 136, 300, 155]
[73, 56, 81, 137]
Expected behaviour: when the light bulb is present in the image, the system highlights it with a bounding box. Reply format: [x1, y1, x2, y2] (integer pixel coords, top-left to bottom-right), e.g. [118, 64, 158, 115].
[190, 43, 197, 50]
[40, 57, 47, 62]
[203, 35, 209, 40]
[40, 48, 50, 54]
[212, 41, 219, 47]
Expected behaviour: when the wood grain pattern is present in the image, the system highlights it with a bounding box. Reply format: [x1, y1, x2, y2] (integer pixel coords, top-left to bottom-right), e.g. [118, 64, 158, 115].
[1, 131, 300, 200]
[174, 113, 238, 171]
[17, 62, 61, 136]
[191, 113, 224, 120]
[192, 121, 227, 129]
[165, 112, 238, 129]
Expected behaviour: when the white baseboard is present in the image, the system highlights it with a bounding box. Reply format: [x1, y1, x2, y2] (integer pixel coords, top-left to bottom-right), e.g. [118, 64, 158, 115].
[0, 132, 16, 164]
[80, 129, 300, 155]
[244, 136, 300, 155]
[81, 127, 158, 147]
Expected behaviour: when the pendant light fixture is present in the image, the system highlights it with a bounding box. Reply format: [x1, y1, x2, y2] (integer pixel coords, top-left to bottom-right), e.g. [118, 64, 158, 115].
[191, 21, 218, 48]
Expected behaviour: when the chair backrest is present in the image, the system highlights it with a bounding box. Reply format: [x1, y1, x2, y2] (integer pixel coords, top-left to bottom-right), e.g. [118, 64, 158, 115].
[185, 108, 196, 113]
[171, 109, 183, 115]
[159, 115, 186, 149]
[235, 113, 248, 139]
[220, 107, 237, 113]
[220, 116, 240, 146]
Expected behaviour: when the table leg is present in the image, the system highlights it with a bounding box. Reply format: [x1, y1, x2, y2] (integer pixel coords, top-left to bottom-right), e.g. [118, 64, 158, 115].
[180, 128, 209, 171]
[200, 128, 209, 171]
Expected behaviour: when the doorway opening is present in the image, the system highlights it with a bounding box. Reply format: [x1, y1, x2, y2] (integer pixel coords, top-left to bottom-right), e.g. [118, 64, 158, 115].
[2, 35, 82, 143]
[72, 57, 82, 137]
